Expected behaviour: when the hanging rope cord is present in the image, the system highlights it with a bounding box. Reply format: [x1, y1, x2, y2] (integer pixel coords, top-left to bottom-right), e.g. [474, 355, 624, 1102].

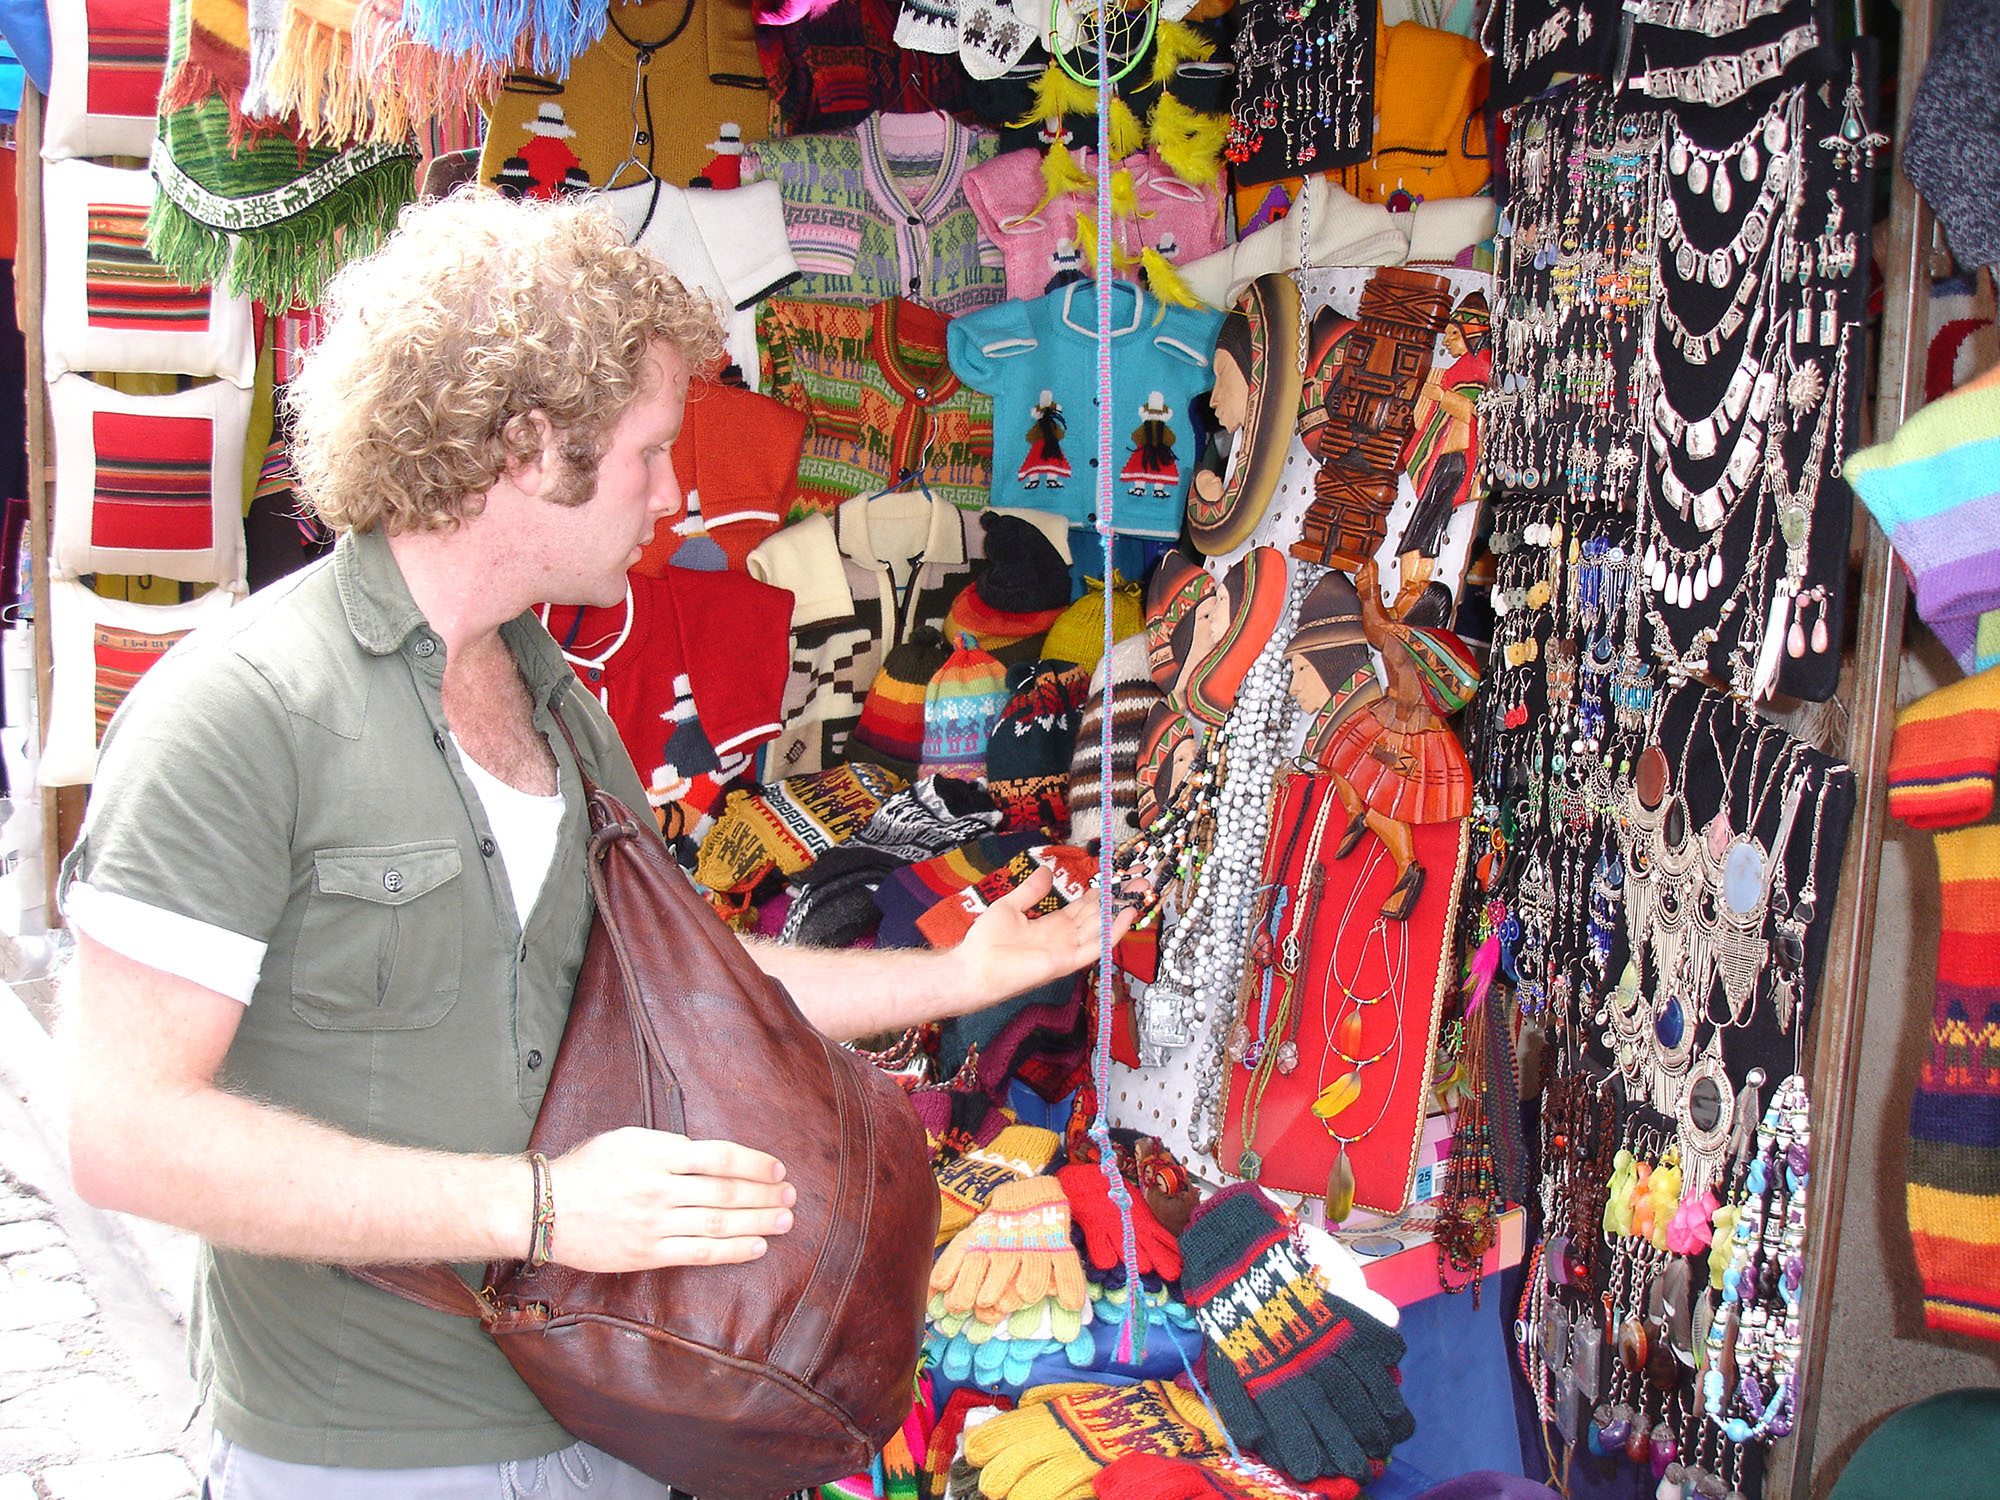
[1079, 0, 1147, 1366]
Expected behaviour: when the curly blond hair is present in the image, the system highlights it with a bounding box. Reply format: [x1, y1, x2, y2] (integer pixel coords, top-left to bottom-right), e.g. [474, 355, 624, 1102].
[287, 189, 726, 535]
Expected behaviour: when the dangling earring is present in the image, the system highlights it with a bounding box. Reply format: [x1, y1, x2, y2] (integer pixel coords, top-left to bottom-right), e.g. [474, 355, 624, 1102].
[1786, 592, 1807, 659]
[1809, 588, 1830, 654]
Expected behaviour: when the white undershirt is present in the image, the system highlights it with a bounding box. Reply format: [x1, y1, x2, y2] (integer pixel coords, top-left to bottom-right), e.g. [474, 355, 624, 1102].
[451, 734, 564, 924]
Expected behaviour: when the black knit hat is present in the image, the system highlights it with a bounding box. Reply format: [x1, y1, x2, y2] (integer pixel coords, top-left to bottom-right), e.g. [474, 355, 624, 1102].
[977, 512, 1073, 615]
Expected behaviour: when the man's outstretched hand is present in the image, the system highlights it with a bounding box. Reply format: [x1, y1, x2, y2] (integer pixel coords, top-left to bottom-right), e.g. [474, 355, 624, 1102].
[953, 866, 1138, 1006]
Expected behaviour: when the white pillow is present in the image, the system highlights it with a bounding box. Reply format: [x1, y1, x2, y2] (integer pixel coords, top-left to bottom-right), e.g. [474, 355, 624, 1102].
[42, 161, 255, 385]
[49, 373, 249, 586]
[42, 0, 170, 162]
[41, 577, 237, 787]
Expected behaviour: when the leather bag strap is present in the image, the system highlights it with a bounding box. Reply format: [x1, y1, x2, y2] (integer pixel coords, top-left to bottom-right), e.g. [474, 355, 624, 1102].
[347, 1263, 496, 1321]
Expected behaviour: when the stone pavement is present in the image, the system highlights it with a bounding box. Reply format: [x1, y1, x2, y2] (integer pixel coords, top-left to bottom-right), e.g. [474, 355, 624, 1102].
[0, 978, 206, 1500]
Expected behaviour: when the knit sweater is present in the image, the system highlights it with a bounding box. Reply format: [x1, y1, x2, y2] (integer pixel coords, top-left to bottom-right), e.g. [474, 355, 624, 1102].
[745, 112, 1007, 316]
[479, 0, 767, 198]
[759, 296, 994, 514]
[962, 145, 1226, 302]
[748, 490, 986, 776]
[947, 280, 1223, 537]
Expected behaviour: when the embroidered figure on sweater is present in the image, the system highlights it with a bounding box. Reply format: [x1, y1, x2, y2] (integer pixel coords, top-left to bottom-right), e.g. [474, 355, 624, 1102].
[1045, 238, 1084, 293]
[512, 103, 584, 201]
[1019, 390, 1070, 489]
[1121, 392, 1180, 499]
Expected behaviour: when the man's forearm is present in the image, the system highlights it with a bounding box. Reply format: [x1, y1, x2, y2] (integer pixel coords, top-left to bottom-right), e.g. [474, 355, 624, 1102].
[739, 937, 980, 1040]
[70, 1069, 532, 1265]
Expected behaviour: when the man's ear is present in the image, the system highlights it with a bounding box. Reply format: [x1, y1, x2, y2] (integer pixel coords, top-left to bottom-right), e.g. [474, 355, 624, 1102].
[499, 410, 561, 497]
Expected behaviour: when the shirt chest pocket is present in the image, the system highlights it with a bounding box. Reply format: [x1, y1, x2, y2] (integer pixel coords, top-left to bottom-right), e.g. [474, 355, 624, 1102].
[291, 841, 465, 1031]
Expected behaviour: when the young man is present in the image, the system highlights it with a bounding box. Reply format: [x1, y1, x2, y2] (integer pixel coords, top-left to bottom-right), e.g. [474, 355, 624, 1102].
[58, 192, 1119, 1499]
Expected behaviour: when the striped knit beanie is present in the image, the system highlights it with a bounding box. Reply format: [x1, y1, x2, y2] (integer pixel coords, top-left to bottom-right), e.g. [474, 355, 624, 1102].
[1886, 666, 2000, 829]
[1068, 633, 1162, 849]
[1903, 824, 2000, 1342]
[1847, 365, 2000, 670]
[852, 627, 955, 779]
[1041, 573, 1144, 671]
[920, 634, 1010, 781]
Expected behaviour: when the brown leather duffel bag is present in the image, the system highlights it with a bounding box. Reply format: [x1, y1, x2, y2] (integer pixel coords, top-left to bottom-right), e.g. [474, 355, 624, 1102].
[358, 734, 938, 1499]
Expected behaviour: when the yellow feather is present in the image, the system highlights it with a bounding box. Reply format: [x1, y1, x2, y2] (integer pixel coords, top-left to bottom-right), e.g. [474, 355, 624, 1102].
[1010, 62, 1099, 129]
[1148, 93, 1230, 189]
[1109, 96, 1145, 158]
[1141, 248, 1209, 311]
[1149, 20, 1215, 87]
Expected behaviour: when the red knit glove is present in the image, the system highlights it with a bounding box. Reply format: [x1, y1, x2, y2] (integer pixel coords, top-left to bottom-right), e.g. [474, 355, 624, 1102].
[1057, 1163, 1183, 1280]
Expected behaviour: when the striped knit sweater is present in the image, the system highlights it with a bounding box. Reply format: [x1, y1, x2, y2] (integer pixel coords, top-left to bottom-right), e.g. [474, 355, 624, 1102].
[1847, 364, 2000, 673]
[1905, 825, 2000, 1341]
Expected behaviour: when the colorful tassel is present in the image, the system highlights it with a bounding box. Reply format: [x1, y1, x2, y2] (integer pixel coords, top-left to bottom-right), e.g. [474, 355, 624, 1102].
[351, 0, 503, 127]
[399, 0, 607, 76]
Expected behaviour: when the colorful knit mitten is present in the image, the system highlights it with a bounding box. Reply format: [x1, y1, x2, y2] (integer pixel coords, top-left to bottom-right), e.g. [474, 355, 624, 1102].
[1056, 1163, 1183, 1281]
[1906, 823, 2000, 1341]
[935, 1124, 1061, 1244]
[1181, 1185, 1414, 1482]
[963, 1380, 1225, 1500]
[932, 1176, 1090, 1320]
[1886, 666, 2000, 830]
[1091, 1452, 1363, 1500]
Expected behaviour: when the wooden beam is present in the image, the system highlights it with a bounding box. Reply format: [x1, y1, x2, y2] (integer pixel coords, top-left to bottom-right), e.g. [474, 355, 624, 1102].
[1777, 8, 1933, 1495]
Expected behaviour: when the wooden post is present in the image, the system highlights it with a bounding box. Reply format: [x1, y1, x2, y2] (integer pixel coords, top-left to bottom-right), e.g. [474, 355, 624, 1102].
[1775, 8, 1934, 1495]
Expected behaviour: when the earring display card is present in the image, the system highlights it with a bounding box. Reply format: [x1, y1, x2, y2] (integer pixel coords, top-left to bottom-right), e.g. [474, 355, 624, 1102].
[1483, 0, 1621, 114]
[1480, 83, 1661, 510]
[1225, 0, 1376, 186]
[1636, 45, 1878, 703]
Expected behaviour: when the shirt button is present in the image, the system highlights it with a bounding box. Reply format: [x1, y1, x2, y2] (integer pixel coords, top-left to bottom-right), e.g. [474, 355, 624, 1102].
[519, 938, 529, 962]
[413, 635, 437, 659]
[908, 277, 920, 292]
[905, 213, 920, 225]
[432, 730, 445, 752]
[383, 869, 404, 893]
[480, 837, 497, 857]
[914, 385, 930, 400]
[527, 1049, 543, 1070]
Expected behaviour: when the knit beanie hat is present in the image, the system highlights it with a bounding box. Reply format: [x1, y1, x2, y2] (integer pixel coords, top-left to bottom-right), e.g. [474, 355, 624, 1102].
[852, 626, 955, 778]
[1042, 573, 1146, 670]
[1069, 633, 1164, 849]
[986, 661, 1089, 832]
[1886, 666, 2000, 830]
[921, 634, 1010, 781]
[946, 513, 1073, 653]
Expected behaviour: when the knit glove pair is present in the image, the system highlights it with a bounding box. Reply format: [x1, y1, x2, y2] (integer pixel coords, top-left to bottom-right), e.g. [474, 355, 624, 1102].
[934, 1124, 1061, 1245]
[964, 1381, 1225, 1500]
[932, 1176, 1090, 1320]
[1092, 1452, 1362, 1500]
[1181, 1185, 1414, 1483]
[926, 1294, 1096, 1388]
[1057, 1163, 1184, 1282]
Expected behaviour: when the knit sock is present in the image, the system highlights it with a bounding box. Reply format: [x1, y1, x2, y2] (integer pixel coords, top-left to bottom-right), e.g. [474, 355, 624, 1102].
[1907, 824, 2000, 1341]
[1886, 666, 2000, 830]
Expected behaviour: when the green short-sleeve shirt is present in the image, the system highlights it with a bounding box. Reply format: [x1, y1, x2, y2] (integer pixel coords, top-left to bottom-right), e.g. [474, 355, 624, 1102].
[59, 527, 656, 1468]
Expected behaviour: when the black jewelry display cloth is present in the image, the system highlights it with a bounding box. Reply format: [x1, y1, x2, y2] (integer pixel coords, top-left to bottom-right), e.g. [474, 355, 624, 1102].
[1225, 0, 1375, 185]
[1636, 45, 1878, 702]
[1483, 0, 1622, 114]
